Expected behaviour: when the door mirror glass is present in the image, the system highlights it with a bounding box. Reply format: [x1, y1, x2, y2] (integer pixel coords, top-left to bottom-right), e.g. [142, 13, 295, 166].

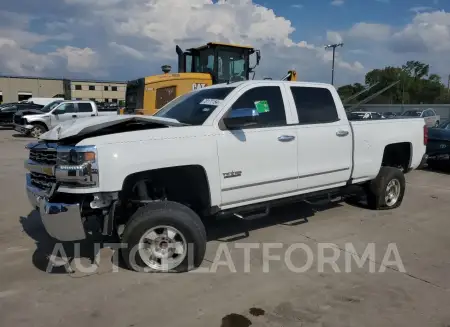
[223, 108, 259, 129]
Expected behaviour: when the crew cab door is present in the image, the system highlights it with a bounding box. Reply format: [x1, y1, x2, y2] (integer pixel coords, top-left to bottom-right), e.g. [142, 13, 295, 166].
[217, 84, 298, 207]
[285, 85, 352, 190]
[51, 102, 77, 127]
[76, 102, 96, 118]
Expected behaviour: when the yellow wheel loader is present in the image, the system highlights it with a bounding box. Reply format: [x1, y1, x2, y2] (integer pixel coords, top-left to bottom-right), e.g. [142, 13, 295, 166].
[120, 42, 296, 116]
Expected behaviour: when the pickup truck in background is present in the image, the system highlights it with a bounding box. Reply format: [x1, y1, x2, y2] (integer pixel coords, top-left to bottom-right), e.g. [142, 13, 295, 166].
[14, 100, 116, 138]
[24, 80, 427, 273]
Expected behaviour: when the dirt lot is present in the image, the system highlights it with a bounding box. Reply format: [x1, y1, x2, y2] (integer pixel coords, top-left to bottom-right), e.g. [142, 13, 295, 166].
[1, 128, 450, 327]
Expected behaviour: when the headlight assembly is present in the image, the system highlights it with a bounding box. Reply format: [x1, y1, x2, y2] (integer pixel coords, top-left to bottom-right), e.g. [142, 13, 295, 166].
[55, 146, 99, 187]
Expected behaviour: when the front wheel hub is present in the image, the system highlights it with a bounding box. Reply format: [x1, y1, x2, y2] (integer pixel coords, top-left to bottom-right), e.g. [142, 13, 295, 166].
[138, 225, 187, 271]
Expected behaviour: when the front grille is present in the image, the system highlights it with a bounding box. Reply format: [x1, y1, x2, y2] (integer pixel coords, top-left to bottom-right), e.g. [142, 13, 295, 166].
[30, 149, 57, 165]
[30, 172, 56, 191]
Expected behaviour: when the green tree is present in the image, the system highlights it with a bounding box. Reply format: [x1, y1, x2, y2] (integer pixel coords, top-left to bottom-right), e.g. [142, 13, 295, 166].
[338, 60, 446, 104]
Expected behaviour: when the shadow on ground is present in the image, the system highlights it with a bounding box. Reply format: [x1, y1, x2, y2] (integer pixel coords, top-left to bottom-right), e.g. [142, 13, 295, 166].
[422, 163, 450, 175]
[19, 210, 116, 274]
[19, 201, 343, 274]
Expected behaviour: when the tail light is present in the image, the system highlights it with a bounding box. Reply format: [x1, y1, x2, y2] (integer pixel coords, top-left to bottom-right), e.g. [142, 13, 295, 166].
[423, 125, 428, 145]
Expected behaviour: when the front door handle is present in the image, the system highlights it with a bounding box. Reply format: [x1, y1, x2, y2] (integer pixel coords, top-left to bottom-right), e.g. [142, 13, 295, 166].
[278, 135, 296, 142]
[72, 115, 77, 118]
[336, 130, 349, 137]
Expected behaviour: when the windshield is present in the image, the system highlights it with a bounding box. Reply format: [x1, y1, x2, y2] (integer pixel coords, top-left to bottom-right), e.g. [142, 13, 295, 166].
[154, 87, 235, 125]
[402, 110, 421, 117]
[41, 100, 64, 113]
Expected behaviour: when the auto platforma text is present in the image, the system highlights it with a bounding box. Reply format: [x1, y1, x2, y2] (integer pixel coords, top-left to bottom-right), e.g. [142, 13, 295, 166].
[47, 241, 405, 274]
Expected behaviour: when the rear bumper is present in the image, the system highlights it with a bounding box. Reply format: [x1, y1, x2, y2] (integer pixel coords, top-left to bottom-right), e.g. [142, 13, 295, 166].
[26, 174, 86, 241]
[418, 154, 428, 168]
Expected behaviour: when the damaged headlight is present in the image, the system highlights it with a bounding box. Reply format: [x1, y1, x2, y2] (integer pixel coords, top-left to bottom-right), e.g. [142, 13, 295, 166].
[55, 146, 99, 187]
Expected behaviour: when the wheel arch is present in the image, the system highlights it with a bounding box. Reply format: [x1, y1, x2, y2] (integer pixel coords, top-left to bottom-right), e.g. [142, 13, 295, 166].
[120, 164, 213, 215]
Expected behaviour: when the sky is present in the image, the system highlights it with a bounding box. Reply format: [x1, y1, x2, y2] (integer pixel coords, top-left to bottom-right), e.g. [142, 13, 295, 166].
[0, 0, 449, 86]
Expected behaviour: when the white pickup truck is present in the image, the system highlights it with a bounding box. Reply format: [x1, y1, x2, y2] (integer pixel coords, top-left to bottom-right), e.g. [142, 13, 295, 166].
[24, 80, 427, 273]
[14, 100, 116, 138]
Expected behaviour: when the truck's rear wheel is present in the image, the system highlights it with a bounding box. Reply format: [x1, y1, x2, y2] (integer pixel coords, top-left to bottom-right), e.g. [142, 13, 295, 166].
[30, 124, 47, 138]
[366, 167, 405, 210]
[121, 201, 207, 273]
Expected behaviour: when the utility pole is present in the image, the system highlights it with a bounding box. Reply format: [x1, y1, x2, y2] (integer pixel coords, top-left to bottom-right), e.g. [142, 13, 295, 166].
[447, 74, 450, 94]
[325, 43, 344, 85]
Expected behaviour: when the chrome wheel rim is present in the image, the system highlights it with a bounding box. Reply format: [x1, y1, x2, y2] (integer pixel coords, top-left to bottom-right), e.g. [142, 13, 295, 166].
[31, 127, 42, 138]
[138, 225, 187, 271]
[385, 179, 401, 207]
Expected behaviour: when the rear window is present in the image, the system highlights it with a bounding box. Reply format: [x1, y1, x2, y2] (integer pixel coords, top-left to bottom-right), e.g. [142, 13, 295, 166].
[78, 103, 93, 112]
[290, 87, 339, 124]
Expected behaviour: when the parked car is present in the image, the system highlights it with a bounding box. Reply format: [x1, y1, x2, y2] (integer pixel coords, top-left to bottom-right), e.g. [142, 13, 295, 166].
[383, 111, 397, 118]
[14, 100, 116, 138]
[24, 80, 426, 272]
[401, 108, 440, 128]
[0, 102, 44, 127]
[426, 120, 450, 169]
[347, 111, 385, 120]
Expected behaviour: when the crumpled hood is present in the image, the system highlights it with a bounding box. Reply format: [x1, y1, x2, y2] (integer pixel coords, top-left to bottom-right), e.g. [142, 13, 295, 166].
[16, 109, 45, 117]
[40, 115, 187, 141]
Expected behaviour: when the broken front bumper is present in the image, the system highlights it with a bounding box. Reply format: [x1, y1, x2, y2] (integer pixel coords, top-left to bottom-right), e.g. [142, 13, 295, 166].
[14, 124, 33, 135]
[26, 174, 86, 241]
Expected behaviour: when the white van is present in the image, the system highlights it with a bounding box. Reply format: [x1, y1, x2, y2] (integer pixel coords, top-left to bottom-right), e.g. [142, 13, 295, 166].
[20, 97, 64, 106]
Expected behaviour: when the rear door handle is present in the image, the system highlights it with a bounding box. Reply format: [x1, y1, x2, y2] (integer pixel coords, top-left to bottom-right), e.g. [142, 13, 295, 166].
[72, 115, 77, 118]
[278, 135, 296, 142]
[91, 114, 95, 117]
[336, 130, 349, 137]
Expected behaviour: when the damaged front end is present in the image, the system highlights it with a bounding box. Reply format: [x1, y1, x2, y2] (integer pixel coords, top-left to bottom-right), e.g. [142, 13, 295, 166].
[25, 142, 119, 241]
[25, 115, 186, 241]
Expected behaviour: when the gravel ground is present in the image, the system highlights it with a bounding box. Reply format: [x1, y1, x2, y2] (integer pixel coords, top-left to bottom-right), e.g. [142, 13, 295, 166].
[0, 128, 449, 327]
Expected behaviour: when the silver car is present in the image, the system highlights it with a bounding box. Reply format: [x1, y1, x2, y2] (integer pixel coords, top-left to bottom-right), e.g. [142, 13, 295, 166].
[401, 108, 440, 128]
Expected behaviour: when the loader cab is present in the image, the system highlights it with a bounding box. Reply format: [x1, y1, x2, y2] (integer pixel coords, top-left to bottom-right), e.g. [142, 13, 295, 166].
[177, 42, 261, 84]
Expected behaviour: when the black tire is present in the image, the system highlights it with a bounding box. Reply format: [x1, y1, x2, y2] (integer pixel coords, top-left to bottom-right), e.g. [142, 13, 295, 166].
[365, 167, 405, 210]
[121, 201, 207, 273]
[30, 124, 47, 138]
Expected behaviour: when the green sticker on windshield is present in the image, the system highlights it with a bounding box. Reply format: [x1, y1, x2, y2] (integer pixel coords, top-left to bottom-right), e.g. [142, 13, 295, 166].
[254, 100, 270, 113]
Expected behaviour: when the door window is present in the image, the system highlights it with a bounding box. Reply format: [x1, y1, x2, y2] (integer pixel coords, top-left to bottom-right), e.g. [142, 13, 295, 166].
[53, 103, 75, 114]
[290, 87, 339, 124]
[77, 103, 93, 112]
[228, 86, 286, 128]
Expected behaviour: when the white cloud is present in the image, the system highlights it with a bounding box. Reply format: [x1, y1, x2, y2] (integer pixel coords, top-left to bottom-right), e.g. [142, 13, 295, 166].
[409, 6, 433, 13]
[0, 37, 53, 76]
[327, 31, 343, 44]
[109, 42, 145, 60]
[347, 22, 392, 41]
[50, 46, 99, 73]
[291, 4, 303, 9]
[331, 0, 344, 6]
[2, 1, 450, 86]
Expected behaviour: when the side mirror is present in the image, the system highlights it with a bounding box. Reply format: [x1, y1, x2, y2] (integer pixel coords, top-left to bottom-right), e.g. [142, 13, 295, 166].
[223, 108, 259, 129]
[256, 50, 261, 66]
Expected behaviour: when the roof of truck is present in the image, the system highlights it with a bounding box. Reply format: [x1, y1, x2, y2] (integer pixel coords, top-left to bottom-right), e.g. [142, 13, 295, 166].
[209, 80, 332, 88]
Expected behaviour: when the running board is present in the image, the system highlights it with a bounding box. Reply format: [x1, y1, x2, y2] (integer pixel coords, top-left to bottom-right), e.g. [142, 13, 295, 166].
[234, 207, 270, 221]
